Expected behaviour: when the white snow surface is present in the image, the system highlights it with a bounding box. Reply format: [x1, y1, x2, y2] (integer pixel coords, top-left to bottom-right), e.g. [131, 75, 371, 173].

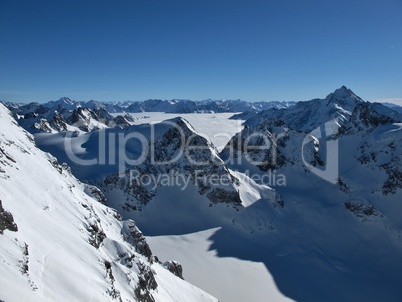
[110, 112, 245, 151]
[0, 104, 218, 302]
[147, 228, 294, 302]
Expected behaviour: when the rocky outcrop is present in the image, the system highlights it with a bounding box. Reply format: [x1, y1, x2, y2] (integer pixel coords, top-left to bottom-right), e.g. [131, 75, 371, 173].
[0, 199, 18, 234]
[112, 115, 131, 128]
[163, 261, 184, 279]
[81, 203, 106, 249]
[49, 111, 68, 132]
[122, 220, 153, 261]
[344, 201, 383, 222]
[84, 184, 108, 205]
[134, 261, 158, 302]
[104, 260, 122, 301]
[381, 157, 402, 195]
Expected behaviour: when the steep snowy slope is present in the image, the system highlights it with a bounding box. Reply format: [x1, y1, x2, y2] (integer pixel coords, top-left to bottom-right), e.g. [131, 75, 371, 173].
[0, 104, 218, 302]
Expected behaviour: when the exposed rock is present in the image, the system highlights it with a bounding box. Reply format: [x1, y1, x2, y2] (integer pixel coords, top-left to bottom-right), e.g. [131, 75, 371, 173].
[206, 188, 242, 206]
[87, 221, 106, 249]
[70, 108, 92, 132]
[104, 260, 122, 302]
[274, 193, 285, 208]
[337, 177, 351, 194]
[344, 201, 383, 222]
[113, 115, 131, 128]
[380, 158, 402, 195]
[82, 204, 106, 249]
[48, 158, 63, 174]
[134, 261, 157, 302]
[163, 260, 184, 279]
[20, 243, 29, 275]
[84, 184, 108, 205]
[33, 118, 53, 133]
[49, 111, 68, 132]
[122, 220, 153, 261]
[0, 199, 18, 234]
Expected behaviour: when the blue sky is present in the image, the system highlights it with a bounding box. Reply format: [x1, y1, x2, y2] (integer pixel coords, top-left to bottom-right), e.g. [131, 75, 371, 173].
[1, 0, 401, 104]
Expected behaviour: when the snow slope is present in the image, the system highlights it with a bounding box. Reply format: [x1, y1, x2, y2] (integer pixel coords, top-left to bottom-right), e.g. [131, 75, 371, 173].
[0, 104, 218, 302]
[147, 228, 294, 302]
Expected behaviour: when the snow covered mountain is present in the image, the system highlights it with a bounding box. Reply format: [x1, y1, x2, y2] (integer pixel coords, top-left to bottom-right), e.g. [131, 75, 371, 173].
[218, 87, 402, 301]
[32, 114, 285, 236]
[0, 104, 218, 302]
[8, 101, 135, 134]
[237, 86, 364, 130]
[4, 98, 295, 135]
[2, 86, 402, 302]
[222, 86, 402, 194]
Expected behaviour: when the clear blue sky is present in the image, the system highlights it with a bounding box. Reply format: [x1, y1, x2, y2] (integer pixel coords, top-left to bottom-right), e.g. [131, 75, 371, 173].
[1, 0, 401, 103]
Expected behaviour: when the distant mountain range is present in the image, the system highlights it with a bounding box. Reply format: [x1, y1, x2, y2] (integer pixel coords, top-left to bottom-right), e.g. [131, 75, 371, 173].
[4, 98, 297, 114]
[379, 102, 402, 114]
[4, 96, 402, 116]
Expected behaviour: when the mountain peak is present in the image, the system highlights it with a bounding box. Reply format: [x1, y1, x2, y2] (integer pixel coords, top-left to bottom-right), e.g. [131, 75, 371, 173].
[327, 86, 361, 101]
[57, 97, 74, 104]
[325, 86, 364, 109]
[332, 85, 351, 96]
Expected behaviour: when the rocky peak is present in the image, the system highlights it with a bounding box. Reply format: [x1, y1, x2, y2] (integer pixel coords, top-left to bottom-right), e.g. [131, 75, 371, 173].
[325, 86, 364, 110]
[49, 111, 68, 132]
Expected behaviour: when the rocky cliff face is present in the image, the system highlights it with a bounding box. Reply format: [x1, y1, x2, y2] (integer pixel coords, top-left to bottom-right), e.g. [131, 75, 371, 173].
[99, 117, 242, 210]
